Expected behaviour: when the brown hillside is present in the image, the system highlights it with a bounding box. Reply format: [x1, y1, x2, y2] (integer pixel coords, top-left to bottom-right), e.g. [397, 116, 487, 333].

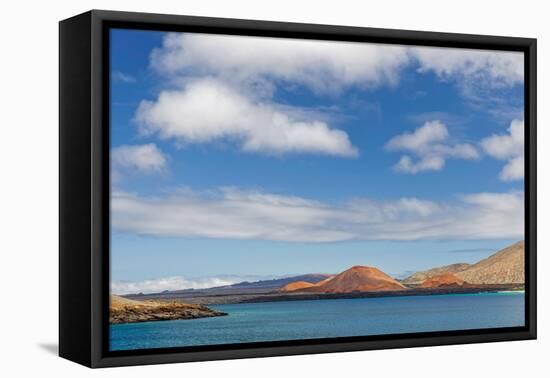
[304, 266, 406, 293]
[279, 281, 315, 292]
[456, 241, 525, 284]
[402, 263, 471, 285]
[420, 273, 465, 288]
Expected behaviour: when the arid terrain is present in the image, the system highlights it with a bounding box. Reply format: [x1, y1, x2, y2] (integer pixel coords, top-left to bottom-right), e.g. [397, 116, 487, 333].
[401, 241, 525, 287]
[455, 241, 525, 284]
[419, 272, 466, 288]
[402, 263, 471, 285]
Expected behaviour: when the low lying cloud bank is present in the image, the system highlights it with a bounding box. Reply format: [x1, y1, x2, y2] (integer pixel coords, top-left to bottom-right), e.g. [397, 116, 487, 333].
[111, 274, 270, 295]
[112, 187, 524, 243]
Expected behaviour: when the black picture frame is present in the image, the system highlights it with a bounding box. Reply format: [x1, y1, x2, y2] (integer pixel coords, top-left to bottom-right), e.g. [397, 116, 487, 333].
[59, 9, 537, 368]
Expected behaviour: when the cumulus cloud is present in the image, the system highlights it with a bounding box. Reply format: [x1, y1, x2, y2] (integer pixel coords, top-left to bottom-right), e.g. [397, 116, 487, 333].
[386, 120, 480, 174]
[111, 275, 264, 295]
[481, 119, 524, 159]
[111, 144, 167, 181]
[112, 187, 523, 242]
[136, 78, 358, 157]
[481, 119, 524, 181]
[150, 33, 410, 93]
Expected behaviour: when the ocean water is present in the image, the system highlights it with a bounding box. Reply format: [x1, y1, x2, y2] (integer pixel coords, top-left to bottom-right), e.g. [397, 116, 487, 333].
[110, 292, 525, 351]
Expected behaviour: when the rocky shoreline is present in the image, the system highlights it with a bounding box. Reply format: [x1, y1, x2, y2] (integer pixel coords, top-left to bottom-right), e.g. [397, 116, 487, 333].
[110, 295, 227, 324]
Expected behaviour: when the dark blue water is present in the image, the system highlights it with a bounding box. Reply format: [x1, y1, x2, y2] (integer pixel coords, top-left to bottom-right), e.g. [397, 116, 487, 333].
[110, 292, 525, 351]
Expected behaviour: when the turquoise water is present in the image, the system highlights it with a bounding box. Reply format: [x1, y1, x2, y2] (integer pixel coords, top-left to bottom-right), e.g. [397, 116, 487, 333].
[110, 292, 525, 351]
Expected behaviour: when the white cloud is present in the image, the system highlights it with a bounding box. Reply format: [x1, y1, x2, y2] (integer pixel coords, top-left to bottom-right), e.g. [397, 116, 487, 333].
[112, 187, 347, 242]
[387, 120, 449, 151]
[150, 33, 410, 93]
[111, 144, 167, 181]
[139, 34, 524, 160]
[386, 120, 480, 174]
[412, 47, 524, 88]
[481, 119, 524, 181]
[111, 275, 261, 295]
[481, 119, 524, 159]
[136, 78, 358, 157]
[112, 187, 523, 242]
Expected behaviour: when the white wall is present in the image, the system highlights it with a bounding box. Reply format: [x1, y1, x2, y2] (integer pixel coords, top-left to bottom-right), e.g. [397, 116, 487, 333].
[0, 0, 546, 376]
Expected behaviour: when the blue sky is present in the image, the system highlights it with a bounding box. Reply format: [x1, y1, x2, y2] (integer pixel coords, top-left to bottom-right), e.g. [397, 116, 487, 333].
[109, 29, 525, 294]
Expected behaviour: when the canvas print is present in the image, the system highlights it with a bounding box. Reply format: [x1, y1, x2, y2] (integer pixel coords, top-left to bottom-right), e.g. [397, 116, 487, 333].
[109, 29, 526, 352]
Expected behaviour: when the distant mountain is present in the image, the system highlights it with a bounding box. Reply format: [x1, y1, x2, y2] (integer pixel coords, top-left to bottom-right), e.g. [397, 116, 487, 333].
[296, 265, 406, 293]
[402, 263, 471, 285]
[128, 273, 333, 298]
[456, 241, 524, 284]
[222, 274, 332, 290]
[419, 273, 466, 288]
